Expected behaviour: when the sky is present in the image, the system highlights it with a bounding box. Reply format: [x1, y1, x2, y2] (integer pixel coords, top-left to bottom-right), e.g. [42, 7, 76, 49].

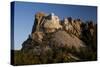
[12, 1, 97, 50]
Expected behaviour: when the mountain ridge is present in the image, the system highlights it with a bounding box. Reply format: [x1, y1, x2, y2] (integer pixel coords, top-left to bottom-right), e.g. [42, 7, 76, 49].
[11, 12, 97, 65]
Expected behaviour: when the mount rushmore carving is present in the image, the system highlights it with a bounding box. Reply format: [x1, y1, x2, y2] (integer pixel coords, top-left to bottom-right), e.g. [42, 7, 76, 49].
[13, 12, 97, 65]
[29, 12, 96, 44]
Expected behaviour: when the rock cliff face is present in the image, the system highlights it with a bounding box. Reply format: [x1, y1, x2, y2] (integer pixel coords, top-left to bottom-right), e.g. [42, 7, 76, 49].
[15, 12, 97, 65]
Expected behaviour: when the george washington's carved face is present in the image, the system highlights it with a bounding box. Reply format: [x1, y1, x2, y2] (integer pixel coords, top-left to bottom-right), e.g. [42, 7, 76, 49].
[64, 18, 69, 25]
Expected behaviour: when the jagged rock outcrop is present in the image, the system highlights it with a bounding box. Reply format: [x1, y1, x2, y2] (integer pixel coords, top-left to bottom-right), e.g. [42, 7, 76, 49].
[19, 12, 97, 64]
[61, 17, 82, 38]
[31, 12, 46, 33]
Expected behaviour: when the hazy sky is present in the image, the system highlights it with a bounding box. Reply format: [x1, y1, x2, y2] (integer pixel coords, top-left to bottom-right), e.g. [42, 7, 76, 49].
[12, 1, 97, 50]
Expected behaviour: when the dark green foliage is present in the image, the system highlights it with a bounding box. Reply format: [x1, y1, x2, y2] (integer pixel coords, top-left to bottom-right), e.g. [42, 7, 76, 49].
[13, 42, 97, 65]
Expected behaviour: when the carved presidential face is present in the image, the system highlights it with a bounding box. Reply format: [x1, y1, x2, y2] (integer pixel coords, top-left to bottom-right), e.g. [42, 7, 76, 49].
[64, 18, 69, 25]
